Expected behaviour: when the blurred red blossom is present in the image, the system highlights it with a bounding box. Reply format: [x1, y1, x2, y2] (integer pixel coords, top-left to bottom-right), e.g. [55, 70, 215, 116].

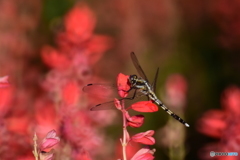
[41, 46, 71, 70]
[0, 0, 116, 159]
[221, 86, 240, 115]
[164, 74, 188, 109]
[72, 149, 92, 160]
[35, 99, 59, 137]
[5, 113, 31, 135]
[40, 4, 115, 158]
[61, 80, 80, 106]
[64, 4, 96, 42]
[0, 75, 10, 88]
[0, 86, 14, 117]
[63, 111, 105, 156]
[197, 86, 240, 159]
[197, 109, 226, 138]
[208, 0, 240, 49]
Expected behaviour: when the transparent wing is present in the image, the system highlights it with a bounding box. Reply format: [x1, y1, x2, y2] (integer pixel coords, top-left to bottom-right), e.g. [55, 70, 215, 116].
[151, 67, 159, 92]
[82, 83, 118, 98]
[130, 52, 149, 82]
[89, 91, 147, 111]
[90, 99, 122, 111]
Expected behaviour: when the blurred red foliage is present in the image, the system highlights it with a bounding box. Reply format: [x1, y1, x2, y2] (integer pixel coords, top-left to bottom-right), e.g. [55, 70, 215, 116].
[0, 1, 114, 159]
[208, 0, 240, 50]
[39, 3, 114, 159]
[197, 86, 240, 160]
[164, 74, 188, 109]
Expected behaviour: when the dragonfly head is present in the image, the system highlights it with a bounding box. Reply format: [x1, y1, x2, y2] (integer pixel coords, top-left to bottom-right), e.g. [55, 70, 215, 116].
[129, 74, 138, 85]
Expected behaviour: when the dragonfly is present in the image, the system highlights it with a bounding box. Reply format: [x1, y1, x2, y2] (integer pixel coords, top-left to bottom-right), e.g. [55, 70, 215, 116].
[83, 52, 190, 127]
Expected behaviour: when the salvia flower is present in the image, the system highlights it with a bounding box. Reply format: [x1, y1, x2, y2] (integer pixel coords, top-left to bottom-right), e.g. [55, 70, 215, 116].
[131, 101, 158, 112]
[117, 73, 130, 98]
[131, 147, 155, 160]
[197, 86, 240, 159]
[124, 111, 145, 128]
[131, 130, 155, 145]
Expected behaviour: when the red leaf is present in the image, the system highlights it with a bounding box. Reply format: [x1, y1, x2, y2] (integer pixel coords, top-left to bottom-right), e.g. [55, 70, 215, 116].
[131, 101, 158, 112]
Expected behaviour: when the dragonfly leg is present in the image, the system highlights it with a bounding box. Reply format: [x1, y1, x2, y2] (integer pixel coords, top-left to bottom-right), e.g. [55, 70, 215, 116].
[123, 89, 137, 100]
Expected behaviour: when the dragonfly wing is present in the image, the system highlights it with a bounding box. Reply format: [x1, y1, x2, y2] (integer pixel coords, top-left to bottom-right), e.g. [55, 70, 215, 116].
[90, 100, 116, 111]
[130, 52, 149, 82]
[90, 90, 148, 111]
[151, 67, 159, 92]
[82, 83, 118, 98]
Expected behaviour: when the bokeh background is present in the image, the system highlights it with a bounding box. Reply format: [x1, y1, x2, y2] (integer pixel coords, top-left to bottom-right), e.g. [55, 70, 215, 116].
[0, 0, 240, 159]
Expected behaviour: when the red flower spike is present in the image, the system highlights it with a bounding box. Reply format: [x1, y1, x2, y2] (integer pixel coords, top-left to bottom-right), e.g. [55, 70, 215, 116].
[131, 130, 155, 145]
[131, 147, 155, 160]
[114, 98, 122, 110]
[0, 75, 9, 88]
[117, 73, 130, 98]
[131, 101, 158, 112]
[124, 111, 145, 128]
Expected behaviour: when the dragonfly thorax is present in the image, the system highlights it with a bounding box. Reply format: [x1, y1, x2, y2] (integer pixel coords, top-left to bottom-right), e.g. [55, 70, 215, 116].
[129, 74, 148, 90]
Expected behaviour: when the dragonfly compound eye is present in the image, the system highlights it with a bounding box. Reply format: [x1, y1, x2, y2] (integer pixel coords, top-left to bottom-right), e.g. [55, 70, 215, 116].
[129, 75, 138, 84]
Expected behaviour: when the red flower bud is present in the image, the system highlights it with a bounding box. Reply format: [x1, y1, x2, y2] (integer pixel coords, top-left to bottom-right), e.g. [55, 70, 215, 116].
[114, 98, 122, 110]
